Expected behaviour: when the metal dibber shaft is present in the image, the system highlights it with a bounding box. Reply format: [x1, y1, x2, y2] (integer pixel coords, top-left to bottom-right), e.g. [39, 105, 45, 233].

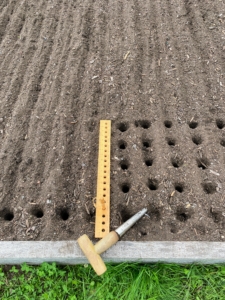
[115, 208, 147, 237]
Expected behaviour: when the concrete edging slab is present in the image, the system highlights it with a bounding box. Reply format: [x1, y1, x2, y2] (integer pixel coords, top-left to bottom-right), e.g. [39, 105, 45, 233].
[0, 241, 225, 264]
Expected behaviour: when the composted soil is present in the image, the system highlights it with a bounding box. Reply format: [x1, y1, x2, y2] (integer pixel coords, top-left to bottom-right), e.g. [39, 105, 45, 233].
[0, 0, 225, 242]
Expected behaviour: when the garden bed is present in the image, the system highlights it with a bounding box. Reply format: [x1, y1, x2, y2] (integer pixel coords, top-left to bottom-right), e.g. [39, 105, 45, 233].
[0, 0, 225, 244]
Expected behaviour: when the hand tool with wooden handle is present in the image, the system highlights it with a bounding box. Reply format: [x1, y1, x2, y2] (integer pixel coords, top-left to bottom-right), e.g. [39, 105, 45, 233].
[77, 208, 147, 275]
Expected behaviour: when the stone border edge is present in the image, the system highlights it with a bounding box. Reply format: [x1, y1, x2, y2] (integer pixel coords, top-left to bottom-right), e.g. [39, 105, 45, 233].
[0, 241, 224, 264]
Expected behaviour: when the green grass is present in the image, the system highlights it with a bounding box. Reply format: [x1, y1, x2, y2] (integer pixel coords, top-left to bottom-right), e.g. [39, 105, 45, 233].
[0, 262, 225, 299]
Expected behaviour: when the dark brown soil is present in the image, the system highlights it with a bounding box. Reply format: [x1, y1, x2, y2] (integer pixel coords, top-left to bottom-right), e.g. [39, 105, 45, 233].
[0, 0, 225, 242]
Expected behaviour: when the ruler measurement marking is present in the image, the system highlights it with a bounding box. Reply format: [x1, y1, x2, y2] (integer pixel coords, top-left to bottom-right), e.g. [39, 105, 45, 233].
[95, 120, 111, 238]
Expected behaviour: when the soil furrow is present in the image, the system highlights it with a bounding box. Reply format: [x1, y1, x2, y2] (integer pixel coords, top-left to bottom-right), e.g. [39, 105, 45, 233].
[36, 0, 98, 239]
[0, 0, 45, 81]
[0, 0, 17, 44]
[0, 1, 63, 240]
[0, 0, 9, 11]
[181, 0, 223, 109]
[0, 0, 27, 46]
[0, 9, 45, 125]
[18, 1, 75, 206]
[184, 0, 225, 110]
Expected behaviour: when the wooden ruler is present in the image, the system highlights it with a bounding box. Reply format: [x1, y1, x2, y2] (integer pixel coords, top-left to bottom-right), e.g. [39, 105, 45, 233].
[95, 120, 111, 238]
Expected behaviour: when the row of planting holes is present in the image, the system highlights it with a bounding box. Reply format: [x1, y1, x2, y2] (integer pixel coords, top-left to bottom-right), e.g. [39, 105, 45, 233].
[117, 150, 217, 194]
[119, 181, 183, 194]
[117, 119, 225, 131]
[1, 208, 69, 222]
[120, 136, 222, 150]
[118, 120, 225, 146]
[119, 179, 217, 195]
[118, 139, 211, 170]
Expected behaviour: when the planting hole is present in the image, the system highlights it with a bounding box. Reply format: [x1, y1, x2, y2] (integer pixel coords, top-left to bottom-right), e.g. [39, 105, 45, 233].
[175, 183, 184, 193]
[142, 139, 152, 148]
[145, 158, 153, 167]
[216, 119, 225, 129]
[31, 208, 44, 218]
[118, 140, 127, 149]
[119, 205, 132, 222]
[117, 122, 128, 132]
[177, 213, 188, 222]
[171, 156, 183, 168]
[189, 120, 198, 129]
[176, 207, 190, 222]
[167, 137, 176, 146]
[220, 139, 225, 147]
[143, 141, 150, 148]
[197, 157, 209, 169]
[192, 135, 202, 145]
[120, 159, 129, 170]
[147, 178, 158, 191]
[0, 209, 14, 221]
[36, 210, 43, 218]
[140, 230, 147, 236]
[135, 120, 151, 129]
[60, 208, 69, 220]
[4, 212, 14, 221]
[202, 182, 217, 194]
[210, 208, 222, 223]
[121, 183, 130, 193]
[164, 120, 172, 128]
[140, 120, 151, 129]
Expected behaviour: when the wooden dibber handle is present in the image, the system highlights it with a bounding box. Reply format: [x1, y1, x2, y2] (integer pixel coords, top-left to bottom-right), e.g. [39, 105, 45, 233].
[77, 231, 119, 276]
[94, 231, 119, 254]
[78, 209, 148, 275]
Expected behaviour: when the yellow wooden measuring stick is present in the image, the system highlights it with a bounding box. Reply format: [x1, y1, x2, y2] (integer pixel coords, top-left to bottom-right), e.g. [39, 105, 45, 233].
[95, 120, 111, 238]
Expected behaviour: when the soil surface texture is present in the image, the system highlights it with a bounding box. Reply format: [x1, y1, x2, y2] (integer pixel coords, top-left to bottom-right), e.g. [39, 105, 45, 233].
[1, 0, 225, 242]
